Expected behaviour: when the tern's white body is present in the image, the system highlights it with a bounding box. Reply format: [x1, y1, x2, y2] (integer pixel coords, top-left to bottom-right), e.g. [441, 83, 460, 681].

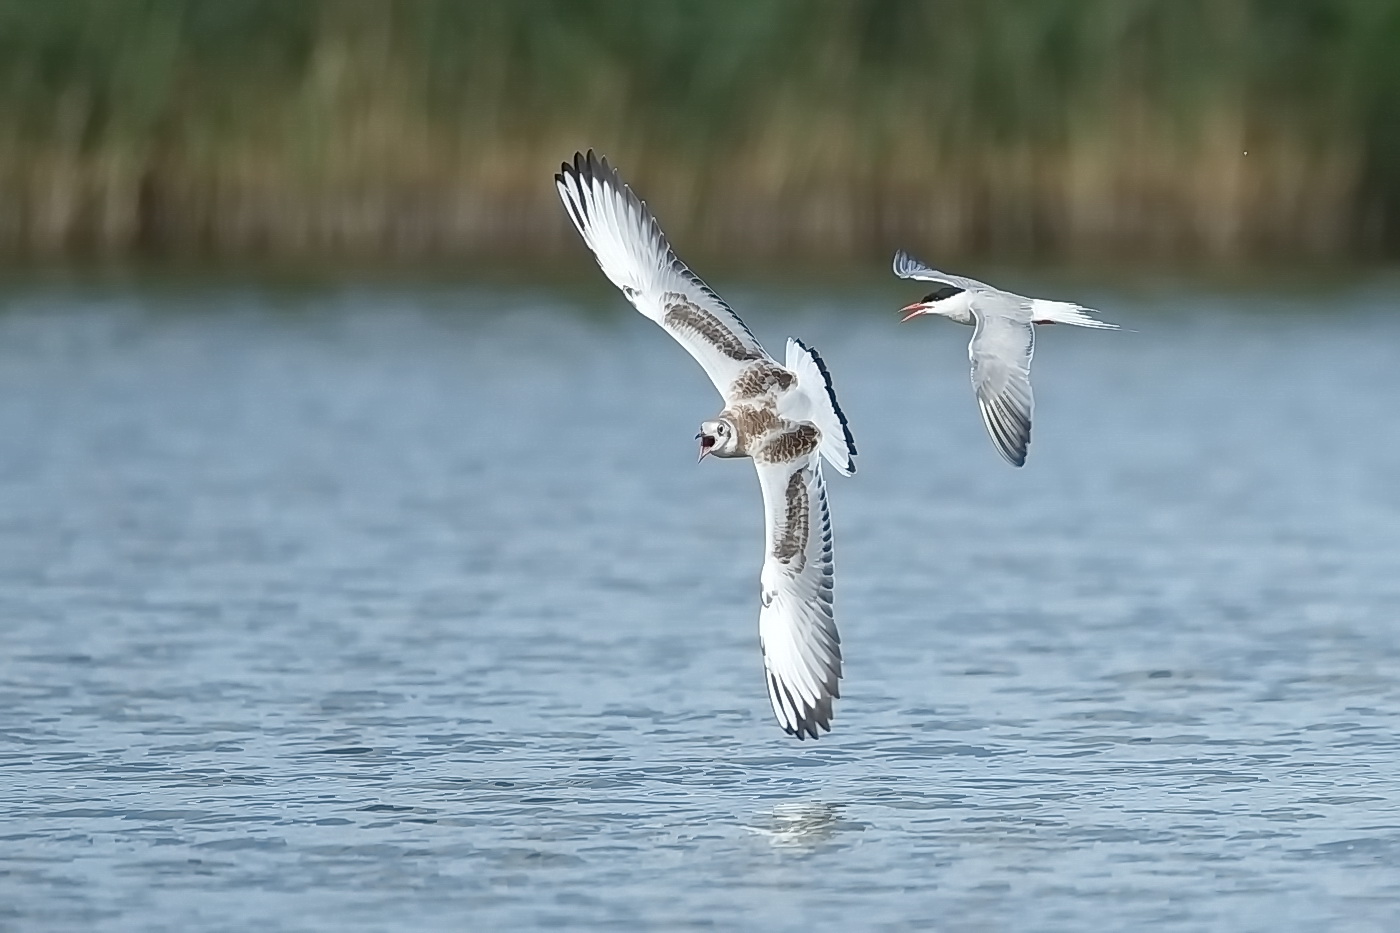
[894, 250, 1117, 467]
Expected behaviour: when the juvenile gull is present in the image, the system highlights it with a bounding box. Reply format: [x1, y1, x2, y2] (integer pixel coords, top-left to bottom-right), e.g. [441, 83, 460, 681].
[893, 249, 1117, 467]
[557, 151, 857, 739]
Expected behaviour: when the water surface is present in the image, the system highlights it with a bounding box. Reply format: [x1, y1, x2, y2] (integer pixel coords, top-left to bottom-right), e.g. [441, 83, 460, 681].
[3, 277, 1400, 931]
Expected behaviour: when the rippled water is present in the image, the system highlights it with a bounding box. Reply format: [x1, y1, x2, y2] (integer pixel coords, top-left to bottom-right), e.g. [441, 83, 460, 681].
[3, 275, 1400, 931]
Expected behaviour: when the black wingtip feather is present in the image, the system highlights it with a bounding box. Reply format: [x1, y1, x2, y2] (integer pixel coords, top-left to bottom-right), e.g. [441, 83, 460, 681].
[768, 666, 836, 741]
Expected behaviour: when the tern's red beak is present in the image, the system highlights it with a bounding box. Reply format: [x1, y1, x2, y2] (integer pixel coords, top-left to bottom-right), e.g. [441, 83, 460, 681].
[899, 302, 931, 323]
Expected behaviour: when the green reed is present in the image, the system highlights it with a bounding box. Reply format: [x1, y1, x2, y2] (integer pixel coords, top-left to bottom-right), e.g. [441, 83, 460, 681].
[0, 0, 1396, 261]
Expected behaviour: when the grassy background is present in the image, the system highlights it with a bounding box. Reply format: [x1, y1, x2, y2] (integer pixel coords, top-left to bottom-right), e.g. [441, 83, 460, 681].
[1, 0, 1398, 265]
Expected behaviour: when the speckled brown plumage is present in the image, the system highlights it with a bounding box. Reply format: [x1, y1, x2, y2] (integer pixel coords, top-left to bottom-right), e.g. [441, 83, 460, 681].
[755, 423, 820, 465]
[729, 360, 795, 400]
[773, 471, 810, 570]
[662, 294, 760, 362]
[725, 404, 781, 448]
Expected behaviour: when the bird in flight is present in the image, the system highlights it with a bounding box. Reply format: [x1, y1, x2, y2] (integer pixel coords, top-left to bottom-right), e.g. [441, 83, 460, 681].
[557, 151, 857, 739]
[893, 250, 1117, 467]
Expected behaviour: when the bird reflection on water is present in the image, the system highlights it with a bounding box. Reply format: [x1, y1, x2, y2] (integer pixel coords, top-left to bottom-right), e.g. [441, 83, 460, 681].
[747, 802, 863, 850]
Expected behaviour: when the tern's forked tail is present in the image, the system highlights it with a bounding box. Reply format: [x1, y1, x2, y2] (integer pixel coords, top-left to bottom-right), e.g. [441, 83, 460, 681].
[1030, 299, 1118, 329]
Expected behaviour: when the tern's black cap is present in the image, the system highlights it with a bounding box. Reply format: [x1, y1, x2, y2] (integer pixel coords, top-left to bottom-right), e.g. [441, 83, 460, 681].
[921, 284, 965, 303]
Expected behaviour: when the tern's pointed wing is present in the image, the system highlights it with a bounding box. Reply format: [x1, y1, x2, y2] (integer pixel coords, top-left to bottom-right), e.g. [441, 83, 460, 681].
[892, 250, 993, 293]
[755, 453, 842, 739]
[968, 301, 1036, 467]
[557, 151, 769, 396]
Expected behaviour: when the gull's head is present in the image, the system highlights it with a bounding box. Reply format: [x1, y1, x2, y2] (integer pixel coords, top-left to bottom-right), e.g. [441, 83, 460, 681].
[696, 419, 739, 461]
[900, 284, 966, 322]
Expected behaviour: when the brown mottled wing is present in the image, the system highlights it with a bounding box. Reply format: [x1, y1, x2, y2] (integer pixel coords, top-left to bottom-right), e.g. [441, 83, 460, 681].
[754, 443, 841, 739]
[556, 151, 769, 396]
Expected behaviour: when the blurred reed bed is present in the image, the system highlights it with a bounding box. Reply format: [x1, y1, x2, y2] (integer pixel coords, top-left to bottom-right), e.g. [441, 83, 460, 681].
[0, 0, 1397, 265]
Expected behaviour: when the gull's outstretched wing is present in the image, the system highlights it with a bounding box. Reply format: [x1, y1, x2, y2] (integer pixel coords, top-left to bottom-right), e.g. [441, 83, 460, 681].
[754, 450, 842, 739]
[892, 250, 992, 293]
[557, 151, 768, 396]
[968, 301, 1036, 467]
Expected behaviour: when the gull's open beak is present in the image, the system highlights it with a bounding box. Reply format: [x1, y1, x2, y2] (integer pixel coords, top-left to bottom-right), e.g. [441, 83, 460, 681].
[899, 302, 931, 323]
[696, 432, 715, 462]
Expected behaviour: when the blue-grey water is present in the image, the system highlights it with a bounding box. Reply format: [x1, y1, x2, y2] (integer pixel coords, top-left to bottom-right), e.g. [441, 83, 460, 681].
[3, 274, 1400, 932]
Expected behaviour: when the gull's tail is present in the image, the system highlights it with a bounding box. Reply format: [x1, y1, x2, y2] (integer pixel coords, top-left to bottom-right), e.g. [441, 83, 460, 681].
[785, 338, 856, 476]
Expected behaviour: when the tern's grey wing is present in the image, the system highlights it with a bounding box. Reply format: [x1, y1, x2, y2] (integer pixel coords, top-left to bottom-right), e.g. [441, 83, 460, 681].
[754, 448, 841, 740]
[968, 301, 1036, 467]
[556, 151, 770, 396]
[892, 250, 993, 293]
